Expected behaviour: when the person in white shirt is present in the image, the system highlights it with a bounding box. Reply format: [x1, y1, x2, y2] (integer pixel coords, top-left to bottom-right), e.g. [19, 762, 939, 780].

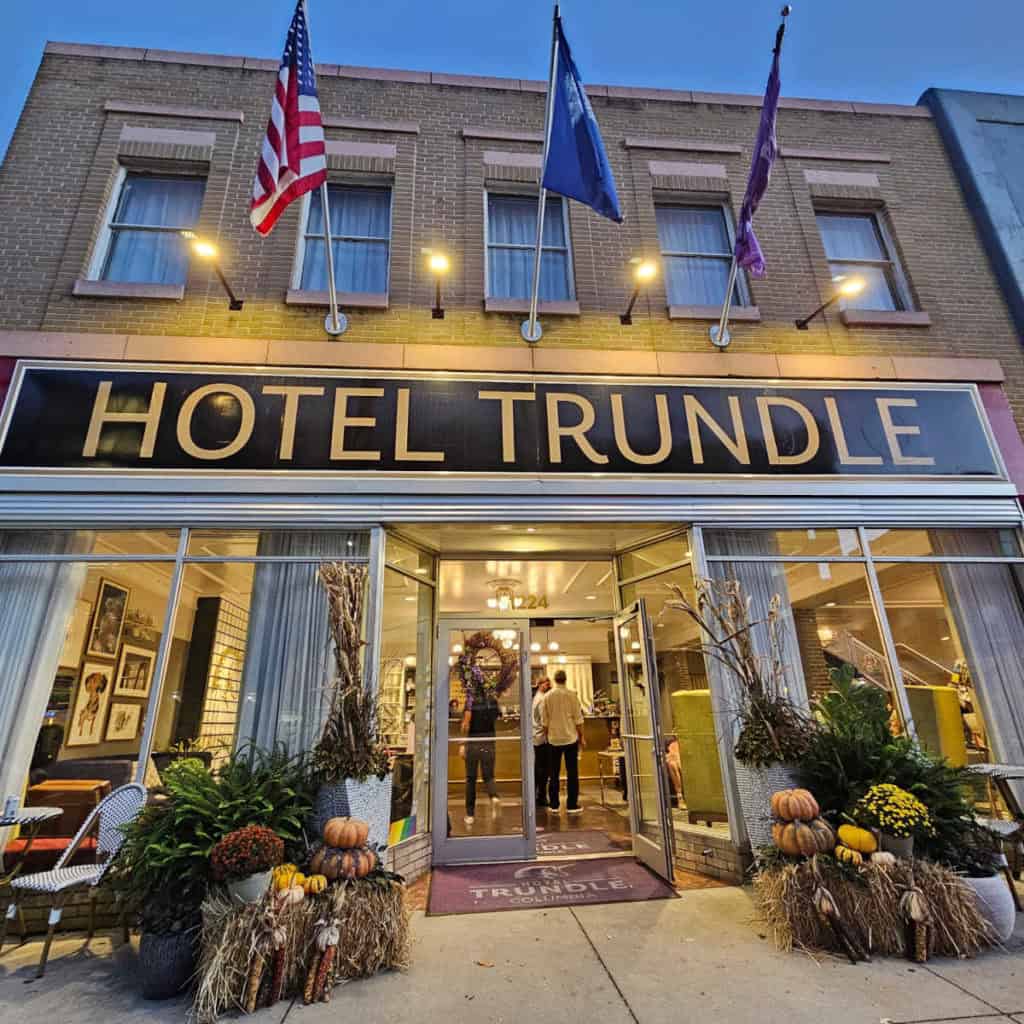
[540, 670, 585, 813]
[532, 677, 552, 808]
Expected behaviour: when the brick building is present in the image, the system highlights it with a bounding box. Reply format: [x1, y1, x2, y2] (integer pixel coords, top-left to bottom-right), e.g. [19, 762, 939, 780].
[1, 41, 1023, 897]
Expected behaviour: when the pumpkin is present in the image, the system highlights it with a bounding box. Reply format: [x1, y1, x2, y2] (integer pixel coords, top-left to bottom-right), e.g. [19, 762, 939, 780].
[834, 845, 863, 866]
[770, 788, 820, 822]
[322, 817, 370, 849]
[276, 884, 305, 905]
[317, 846, 378, 881]
[806, 817, 836, 853]
[871, 851, 897, 867]
[304, 873, 328, 895]
[773, 820, 821, 857]
[273, 866, 305, 891]
[837, 824, 877, 854]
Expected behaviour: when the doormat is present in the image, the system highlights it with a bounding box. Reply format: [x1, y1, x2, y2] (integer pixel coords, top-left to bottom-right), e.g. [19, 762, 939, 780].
[536, 829, 629, 857]
[427, 857, 678, 916]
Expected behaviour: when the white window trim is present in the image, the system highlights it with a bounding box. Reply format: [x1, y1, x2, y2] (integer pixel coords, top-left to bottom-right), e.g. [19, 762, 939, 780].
[483, 190, 576, 301]
[655, 201, 752, 307]
[289, 184, 394, 295]
[816, 208, 914, 312]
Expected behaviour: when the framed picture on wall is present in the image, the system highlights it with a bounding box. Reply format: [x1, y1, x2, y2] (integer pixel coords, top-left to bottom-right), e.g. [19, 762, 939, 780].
[86, 578, 131, 659]
[105, 702, 142, 742]
[66, 661, 115, 747]
[114, 644, 155, 699]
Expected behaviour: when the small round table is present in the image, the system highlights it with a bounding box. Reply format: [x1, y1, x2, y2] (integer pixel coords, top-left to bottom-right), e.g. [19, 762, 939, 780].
[0, 806, 62, 887]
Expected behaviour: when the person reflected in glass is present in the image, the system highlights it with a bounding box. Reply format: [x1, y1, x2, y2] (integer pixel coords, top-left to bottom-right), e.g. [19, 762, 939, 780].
[532, 677, 553, 808]
[460, 694, 501, 826]
[542, 669, 585, 814]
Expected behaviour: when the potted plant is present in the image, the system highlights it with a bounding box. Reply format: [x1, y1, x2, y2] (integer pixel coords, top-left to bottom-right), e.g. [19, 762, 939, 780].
[310, 562, 392, 849]
[667, 579, 812, 849]
[210, 824, 284, 903]
[951, 822, 1017, 942]
[853, 782, 932, 858]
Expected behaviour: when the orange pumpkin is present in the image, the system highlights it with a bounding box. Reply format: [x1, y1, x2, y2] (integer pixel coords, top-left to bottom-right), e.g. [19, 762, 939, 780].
[323, 817, 370, 848]
[773, 819, 832, 858]
[770, 788, 820, 822]
[316, 845, 378, 881]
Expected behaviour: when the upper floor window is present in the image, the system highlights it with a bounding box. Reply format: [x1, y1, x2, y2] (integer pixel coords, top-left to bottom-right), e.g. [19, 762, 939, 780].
[98, 173, 205, 285]
[299, 185, 391, 293]
[815, 211, 912, 311]
[486, 194, 574, 301]
[655, 204, 749, 307]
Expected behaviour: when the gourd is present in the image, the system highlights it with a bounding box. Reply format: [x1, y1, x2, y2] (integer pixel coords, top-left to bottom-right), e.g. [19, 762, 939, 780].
[871, 851, 897, 867]
[314, 846, 378, 881]
[837, 824, 877, 854]
[273, 868, 305, 891]
[770, 789, 820, 822]
[807, 817, 836, 853]
[276, 884, 305, 905]
[834, 845, 863, 866]
[772, 820, 826, 857]
[304, 873, 328, 895]
[322, 817, 370, 849]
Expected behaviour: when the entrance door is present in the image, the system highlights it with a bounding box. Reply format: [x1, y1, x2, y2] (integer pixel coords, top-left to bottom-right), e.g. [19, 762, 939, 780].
[432, 618, 534, 864]
[613, 601, 675, 881]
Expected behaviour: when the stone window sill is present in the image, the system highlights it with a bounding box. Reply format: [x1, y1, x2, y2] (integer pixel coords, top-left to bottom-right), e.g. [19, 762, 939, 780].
[285, 290, 389, 309]
[484, 297, 580, 316]
[668, 304, 761, 322]
[840, 309, 932, 328]
[73, 279, 184, 301]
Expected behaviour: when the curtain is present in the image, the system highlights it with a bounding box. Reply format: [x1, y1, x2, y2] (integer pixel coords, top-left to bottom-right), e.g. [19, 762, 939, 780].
[302, 186, 391, 293]
[104, 175, 204, 285]
[0, 533, 89, 805]
[656, 206, 734, 307]
[236, 532, 369, 757]
[562, 660, 594, 711]
[815, 212, 897, 311]
[487, 195, 570, 300]
[932, 530, 1024, 803]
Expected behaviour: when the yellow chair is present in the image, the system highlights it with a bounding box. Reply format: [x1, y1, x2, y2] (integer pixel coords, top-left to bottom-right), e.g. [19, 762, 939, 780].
[905, 685, 968, 767]
[671, 689, 728, 825]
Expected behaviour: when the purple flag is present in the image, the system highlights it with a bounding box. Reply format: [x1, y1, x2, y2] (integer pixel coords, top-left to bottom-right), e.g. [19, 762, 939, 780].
[734, 19, 786, 278]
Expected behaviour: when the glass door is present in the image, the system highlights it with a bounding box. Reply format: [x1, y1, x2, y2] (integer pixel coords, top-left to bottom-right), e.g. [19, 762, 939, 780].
[431, 618, 534, 864]
[613, 600, 675, 881]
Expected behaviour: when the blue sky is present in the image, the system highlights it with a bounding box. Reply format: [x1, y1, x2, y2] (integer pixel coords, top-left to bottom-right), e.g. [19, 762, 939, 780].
[4, 0, 1023, 159]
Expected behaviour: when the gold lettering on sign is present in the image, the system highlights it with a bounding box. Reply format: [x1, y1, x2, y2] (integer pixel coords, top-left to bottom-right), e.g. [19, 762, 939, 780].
[176, 384, 256, 461]
[683, 395, 750, 465]
[823, 397, 883, 466]
[545, 393, 609, 465]
[395, 388, 444, 462]
[876, 397, 935, 466]
[478, 390, 536, 463]
[610, 393, 672, 465]
[330, 387, 383, 461]
[756, 396, 821, 466]
[263, 385, 325, 461]
[83, 380, 167, 459]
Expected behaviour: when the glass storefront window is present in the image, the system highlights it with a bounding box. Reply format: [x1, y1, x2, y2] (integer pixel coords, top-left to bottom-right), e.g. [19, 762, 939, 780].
[187, 529, 370, 559]
[704, 528, 862, 559]
[866, 528, 1023, 559]
[0, 529, 180, 556]
[385, 535, 436, 581]
[617, 534, 689, 581]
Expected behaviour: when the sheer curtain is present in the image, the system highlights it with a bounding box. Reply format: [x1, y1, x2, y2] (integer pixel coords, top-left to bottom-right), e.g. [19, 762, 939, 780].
[656, 206, 734, 307]
[814, 212, 897, 311]
[236, 532, 369, 757]
[104, 175, 204, 285]
[301, 186, 391, 293]
[0, 533, 89, 804]
[487, 194, 570, 300]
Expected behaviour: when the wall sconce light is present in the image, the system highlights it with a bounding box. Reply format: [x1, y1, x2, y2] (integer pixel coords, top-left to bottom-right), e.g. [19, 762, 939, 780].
[620, 259, 658, 325]
[182, 232, 244, 310]
[424, 249, 450, 319]
[795, 275, 864, 330]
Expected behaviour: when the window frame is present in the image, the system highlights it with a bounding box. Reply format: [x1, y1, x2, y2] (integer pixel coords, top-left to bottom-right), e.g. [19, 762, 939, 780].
[483, 190, 576, 302]
[87, 167, 205, 285]
[290, 182, 394, 296]
[814, 208, 914, 312]
[655, 201, 752, 308]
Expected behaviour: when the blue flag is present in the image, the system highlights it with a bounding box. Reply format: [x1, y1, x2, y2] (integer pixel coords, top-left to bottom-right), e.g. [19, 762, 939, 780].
[542, 17, 623, 223]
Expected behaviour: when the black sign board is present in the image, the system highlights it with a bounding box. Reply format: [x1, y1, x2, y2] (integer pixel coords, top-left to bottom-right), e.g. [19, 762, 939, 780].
[0, 363, 1002, 478]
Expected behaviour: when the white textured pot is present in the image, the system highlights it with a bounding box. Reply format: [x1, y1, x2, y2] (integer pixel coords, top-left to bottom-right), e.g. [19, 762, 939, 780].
[226, 870, 271, 905]
[312, 775, 394, 850]
[964, 874, 1016, 943]
[734, 761, 799, 851]
[879, 832, 914, 859]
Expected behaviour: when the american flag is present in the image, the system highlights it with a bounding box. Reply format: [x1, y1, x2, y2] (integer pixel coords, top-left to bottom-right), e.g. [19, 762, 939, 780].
[250, 0, 327, 235]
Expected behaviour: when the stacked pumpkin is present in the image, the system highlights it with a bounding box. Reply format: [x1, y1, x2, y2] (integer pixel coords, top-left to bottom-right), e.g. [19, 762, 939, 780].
[309, 816, 380, 881]
[770, 789, 836, 857]
[834, 824, 895, 866]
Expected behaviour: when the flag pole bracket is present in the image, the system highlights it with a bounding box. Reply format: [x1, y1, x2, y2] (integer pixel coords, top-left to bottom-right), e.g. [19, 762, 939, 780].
[709, 324, 731, 349]
[520, 319, 543, 344]
[324, 311, 348, 337]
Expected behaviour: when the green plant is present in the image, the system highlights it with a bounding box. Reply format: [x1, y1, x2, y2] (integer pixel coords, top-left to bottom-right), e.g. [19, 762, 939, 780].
[210, 825, 284, 881]
[854, 783, 932, 838]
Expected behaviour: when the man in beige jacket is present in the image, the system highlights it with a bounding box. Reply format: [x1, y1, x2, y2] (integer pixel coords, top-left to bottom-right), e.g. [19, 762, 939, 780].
[540, 669, 585, 813]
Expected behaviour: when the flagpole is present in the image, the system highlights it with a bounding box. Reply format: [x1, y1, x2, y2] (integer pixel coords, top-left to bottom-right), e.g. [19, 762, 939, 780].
[521, 2, 561, 345]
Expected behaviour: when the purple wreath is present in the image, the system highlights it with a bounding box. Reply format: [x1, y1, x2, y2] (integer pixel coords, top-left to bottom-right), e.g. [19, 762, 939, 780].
[456, 630, 518, 710]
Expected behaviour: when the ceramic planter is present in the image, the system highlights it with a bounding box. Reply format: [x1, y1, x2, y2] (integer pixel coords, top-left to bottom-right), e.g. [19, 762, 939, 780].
[139, 928, 198, 1000]
[879, 832, 914, 859]
[964, 873, 1016, 942]
[226, 869, 271, 904]
[311, 775, 394, 850]
[734, 761, 799, 851]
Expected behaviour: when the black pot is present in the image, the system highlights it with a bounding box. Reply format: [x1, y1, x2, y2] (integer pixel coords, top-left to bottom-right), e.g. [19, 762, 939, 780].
[138, 929, 198, 1000]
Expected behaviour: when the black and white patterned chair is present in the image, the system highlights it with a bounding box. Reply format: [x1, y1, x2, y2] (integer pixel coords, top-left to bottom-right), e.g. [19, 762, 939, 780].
[1, 782, 146, 978]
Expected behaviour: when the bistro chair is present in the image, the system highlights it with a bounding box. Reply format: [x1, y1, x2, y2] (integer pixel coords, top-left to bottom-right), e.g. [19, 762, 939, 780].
[0, 782, 146, 978]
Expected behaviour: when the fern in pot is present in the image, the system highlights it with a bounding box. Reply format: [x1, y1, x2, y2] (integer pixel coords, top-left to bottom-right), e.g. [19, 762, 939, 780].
[666, 578, 812, 850]
[309, 562, 393, 850]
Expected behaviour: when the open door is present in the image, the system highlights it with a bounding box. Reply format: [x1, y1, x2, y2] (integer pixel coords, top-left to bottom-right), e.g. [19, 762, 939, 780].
[613, 600, 675, 882]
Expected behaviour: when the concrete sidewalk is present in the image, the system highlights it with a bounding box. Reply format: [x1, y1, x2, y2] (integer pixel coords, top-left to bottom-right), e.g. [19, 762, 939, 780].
[0, 887, 1021, 1024]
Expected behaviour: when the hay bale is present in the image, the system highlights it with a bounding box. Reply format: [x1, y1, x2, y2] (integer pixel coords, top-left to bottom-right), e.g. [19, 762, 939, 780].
[753, 856, 998, 959]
